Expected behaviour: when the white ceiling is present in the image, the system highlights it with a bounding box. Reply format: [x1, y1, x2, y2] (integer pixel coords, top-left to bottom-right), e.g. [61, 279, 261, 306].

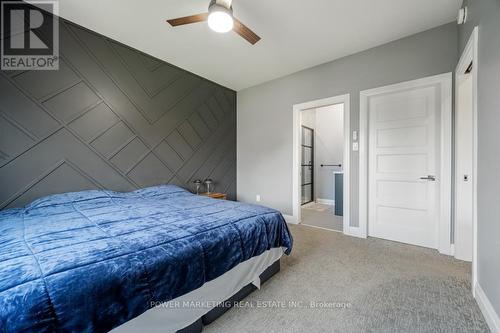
[48, 0, 461, 91]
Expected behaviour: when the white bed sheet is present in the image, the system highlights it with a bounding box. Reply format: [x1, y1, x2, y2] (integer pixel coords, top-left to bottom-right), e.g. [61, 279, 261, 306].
[112, 247, 284, 333]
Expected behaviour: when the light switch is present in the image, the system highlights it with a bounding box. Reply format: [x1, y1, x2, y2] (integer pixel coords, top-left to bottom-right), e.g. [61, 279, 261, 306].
[352, 130, 358, 141]
[256, 194, 261, 202]
[352, 142, 359, 151]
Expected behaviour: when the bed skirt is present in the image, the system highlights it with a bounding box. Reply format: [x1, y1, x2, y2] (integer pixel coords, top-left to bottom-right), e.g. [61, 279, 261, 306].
[178, 259, 280, 333]
[113, 247, 284, 333]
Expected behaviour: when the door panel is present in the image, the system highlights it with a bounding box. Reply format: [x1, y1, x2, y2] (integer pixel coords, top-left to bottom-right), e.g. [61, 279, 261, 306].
[368, 86, 438, 248]
[376, 154, 428, 174]
[455, 73, 473, 261]
[376, 126, 427, 147]
[376, 180, 427, 210]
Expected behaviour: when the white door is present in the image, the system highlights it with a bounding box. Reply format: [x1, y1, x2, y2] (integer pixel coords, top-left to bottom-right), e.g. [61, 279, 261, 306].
[368, 85, 439, 248]
[454, 72, 473, 261]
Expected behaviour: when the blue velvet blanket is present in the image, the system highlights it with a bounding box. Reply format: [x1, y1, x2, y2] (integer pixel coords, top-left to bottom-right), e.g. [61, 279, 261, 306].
[0, 185, 292, 332]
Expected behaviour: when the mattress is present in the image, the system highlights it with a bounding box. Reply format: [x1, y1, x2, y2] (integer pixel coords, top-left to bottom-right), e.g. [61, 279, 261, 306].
[0, 185, 293, 332]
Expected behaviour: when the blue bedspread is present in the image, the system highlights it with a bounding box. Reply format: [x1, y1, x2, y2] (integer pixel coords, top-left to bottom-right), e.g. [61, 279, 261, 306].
[0, 185, 292, 332]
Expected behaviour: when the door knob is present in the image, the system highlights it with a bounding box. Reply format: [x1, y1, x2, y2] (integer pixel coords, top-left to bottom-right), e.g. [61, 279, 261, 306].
[419, 175, 436, 181]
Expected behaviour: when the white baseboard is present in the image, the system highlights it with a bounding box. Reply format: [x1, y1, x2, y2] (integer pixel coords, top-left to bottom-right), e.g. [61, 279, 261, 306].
[283, 214, 299, 224]
[317, 198, 335, 205]
[475, 283, 500, 333]
[300, 223, 342, 234]
[344, 226, 367, 239]
[438, 243, 454, 256]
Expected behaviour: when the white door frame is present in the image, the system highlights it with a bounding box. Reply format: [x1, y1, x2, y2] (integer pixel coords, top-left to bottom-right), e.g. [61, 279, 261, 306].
[358, 73, 453, 254]
[292, 94, 350, 232]
[455, 27, 478, 295]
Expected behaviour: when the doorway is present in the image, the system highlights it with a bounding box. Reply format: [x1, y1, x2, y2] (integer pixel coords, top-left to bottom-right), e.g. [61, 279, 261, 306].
[293, 94, 350, 233]
[359, 73, 453, 253]
[454, 26, 478, 293]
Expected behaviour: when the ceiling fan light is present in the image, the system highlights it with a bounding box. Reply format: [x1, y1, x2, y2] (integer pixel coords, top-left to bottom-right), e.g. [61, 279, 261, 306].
[207, 5, 233, 33]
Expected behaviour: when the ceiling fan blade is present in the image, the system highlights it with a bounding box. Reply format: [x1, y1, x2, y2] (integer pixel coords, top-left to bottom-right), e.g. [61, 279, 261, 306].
[167, 13, 208, 27]
[233, 18, 261, 45]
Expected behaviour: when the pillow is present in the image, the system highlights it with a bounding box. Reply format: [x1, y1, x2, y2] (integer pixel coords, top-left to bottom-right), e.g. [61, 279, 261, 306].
[25, 189, 107, 210]
[132, 184, 189, 197]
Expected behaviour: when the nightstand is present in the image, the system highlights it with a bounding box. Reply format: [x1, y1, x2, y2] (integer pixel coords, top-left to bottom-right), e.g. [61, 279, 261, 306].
[200, 192, 227, 200]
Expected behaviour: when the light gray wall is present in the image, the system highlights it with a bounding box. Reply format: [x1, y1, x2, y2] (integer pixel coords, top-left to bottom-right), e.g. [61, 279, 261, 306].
[237, 23, 458, 226]
[459, 0, 500, 317]
[0, 14, 236, 209]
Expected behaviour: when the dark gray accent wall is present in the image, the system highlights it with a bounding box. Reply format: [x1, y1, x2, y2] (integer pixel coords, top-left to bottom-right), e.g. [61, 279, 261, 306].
[0, 16, 236, 209]
[459, 0, 500, 317]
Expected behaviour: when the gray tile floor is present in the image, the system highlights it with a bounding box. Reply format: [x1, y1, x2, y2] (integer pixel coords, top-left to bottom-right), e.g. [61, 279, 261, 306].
[301, 202, 343, 231]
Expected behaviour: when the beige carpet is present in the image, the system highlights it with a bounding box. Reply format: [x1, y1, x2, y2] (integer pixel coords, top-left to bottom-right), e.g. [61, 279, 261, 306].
[301, 203, 343, 231]
[205, 224, 488, 333]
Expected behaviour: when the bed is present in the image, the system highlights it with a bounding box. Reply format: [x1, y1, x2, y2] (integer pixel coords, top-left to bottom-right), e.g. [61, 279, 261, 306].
[0, 185, 293, 332]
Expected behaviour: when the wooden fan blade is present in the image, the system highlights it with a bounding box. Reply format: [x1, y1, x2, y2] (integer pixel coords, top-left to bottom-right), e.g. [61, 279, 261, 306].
[167, 13, 208, 26]
[233, 18, 261, 45]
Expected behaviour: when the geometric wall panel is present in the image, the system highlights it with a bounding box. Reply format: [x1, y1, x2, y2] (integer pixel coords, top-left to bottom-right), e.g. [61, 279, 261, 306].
[0, 13, 236, 209]
[197, 104, 219, 131]
[0, 75, 60, 139]
[0, 113, 36, 166]
[178, 121, 202, 149]
[154, 141, 184, 172]
[207, 97, 226, 122]
[188, 112, 211, 139]
[8, 161, 101, 209]
[128, 153, 173, 188]
[43, 81, 101, 122]
[110, 137, 149, 173]
[91, 122, 135, 157]
[13, 60, 80, 100]
[69, 103, 118, 142]
[167, 130, 194, 161]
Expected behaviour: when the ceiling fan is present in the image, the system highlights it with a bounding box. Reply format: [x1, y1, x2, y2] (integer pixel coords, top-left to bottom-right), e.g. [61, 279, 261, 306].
[166, 0, 261, 45]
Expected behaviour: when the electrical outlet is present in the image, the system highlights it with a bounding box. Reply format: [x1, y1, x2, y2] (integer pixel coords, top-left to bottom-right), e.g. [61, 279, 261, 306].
[256, 195, 261, 202]
[352, 142, 359, 151]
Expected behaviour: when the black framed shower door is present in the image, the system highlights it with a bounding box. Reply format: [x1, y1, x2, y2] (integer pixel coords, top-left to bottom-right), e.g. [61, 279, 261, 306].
[301, 126, 314, 205]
